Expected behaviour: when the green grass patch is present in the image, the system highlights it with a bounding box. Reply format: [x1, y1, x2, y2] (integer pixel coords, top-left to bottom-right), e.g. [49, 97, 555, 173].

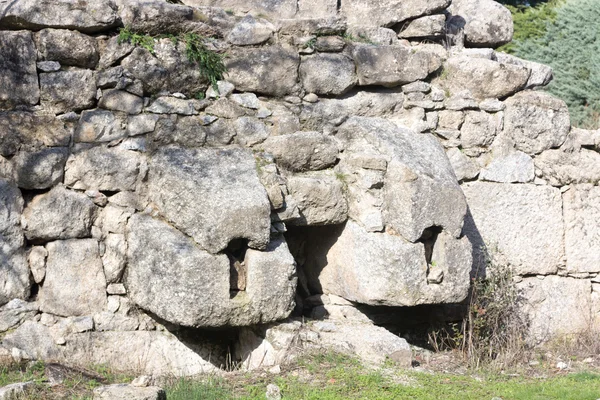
[164, 351, 600, 400]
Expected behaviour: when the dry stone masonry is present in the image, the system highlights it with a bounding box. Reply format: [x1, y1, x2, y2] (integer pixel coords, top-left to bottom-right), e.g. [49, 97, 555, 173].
[0, 0, 599, 375]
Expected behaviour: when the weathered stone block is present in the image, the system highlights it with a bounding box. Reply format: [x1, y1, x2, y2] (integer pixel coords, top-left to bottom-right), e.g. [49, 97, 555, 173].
[563, 185, 600, 273]
[126, 214, 296, 328]
[225, 46, 299, 97]
[341, 0, 450, 27]
[0, 31, 39, 109]
[22, 186, 97, 242]
[260, 132, 339, 172]
[462, 182, 564, 276]
[148, 147, 270, 253]
[0, 179, 30, 306]
[300, 54, 357, 96]
[286, 175, 348, 226]
[64, 147, 143, 192]
[353, 45, 443, 87]
[40, 70, 97, 114]
[12, 148, 69, 189]
[34, 29, 99, 68]
[39, 239, 107, 317]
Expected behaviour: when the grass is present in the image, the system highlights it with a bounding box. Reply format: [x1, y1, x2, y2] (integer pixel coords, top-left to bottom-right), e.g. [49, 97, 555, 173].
[1, 351, 599, 399]
[163, 351, 600, 400]
[117, 27, 226, 92]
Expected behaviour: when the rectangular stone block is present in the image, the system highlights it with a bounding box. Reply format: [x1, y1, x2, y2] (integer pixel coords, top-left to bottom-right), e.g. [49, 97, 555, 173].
[564, 184, 600, 273]
[0, 31, 39, 109]
[462, 182, 564, 275]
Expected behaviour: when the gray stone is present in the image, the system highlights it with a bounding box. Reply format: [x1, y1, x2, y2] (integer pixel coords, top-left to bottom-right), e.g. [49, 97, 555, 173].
[23, 186, 96, 243]
[314, 36, 345, 52]
[460, 111, 503, 149]
[448, 0, 513, 47]
[206, 81, 235, 98]
[462, 182, 564, 276]
[303, 221, 472, 306]
[234, 117, 269, 147]
[0, 31, 39, 109]
[28, 246, 47, 284]
[148, 147, 271, 253]
[286, 175, 348, 226]
[504, 91, 570, 155]
[0, 0, 119, 33]
[345, 26, 398, 45]
[12, 148, 69, 189]
[107, 283, 126, 295]
[2, 323, 221, 376]
[151, 115, 209, 148]
[99, 89, 143, 115]
[446, 148, 479, 181]
[300, 54, 357, 96]
[64, 146, 143, 192]
[338, 117, 467, 242]
[0, 112, 70, 157]
[494, 52, 553, 89]
[145, 97, 197, 115]
[480, 151, 534, 183]
[563, 185, 600, 274]
[119, 0, 215, 36]
[438, 110, 464, 130]
[96, 204, 134, 235]
[36, 61, 60, 72]
[353, 44, 443, 87]
[228, 15, 275, 45]
[205, 98, 246, 119]
[479, 98, 505, 112]
[34, 29, 99, 69]
[93, 384, 165, 400]
[260, 132, 339, 172]
[0, 299, 38, 333]
[439, 56, 530, 100]
[40, 70, 97, 114]
[128, 114, 159, 136]
[119, 48, 166, 96]
[398, 14, 446, 39]
[98, 36, 135, 70]
[534, 149, 600, 187]
[75, 109, 127, 143]
[93, 312, 138, 332]
[0, 382, 35, 400]
[517, 277, 592, 344]
[230, 93, 260, 110]
[402, 81, 431, 94]
[103, 234, 127, 283]
[39, 239, 107, 317]
[0, 179, 30, 306]
[341, 0, 450, 27]
[126, 214, 296, 327]
[226, 46, 300, 97]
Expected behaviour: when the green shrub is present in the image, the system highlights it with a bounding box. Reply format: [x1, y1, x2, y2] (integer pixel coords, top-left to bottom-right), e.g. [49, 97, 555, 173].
[501, 0, 600, 128]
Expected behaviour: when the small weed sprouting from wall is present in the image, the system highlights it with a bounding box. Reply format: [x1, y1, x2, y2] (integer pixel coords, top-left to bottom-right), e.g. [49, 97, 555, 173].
[429, 249, 530, 370]
[117, 27, 226, 91]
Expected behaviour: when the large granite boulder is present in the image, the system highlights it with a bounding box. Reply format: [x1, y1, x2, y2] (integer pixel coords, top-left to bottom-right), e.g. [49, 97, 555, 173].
[439, 56, 530, 100]
[64, 147, 144, 192]
[34, 29, 99, 69]
[462, 182, 564, 276]
[341, 0, 450, 27]
[300, 54, 357, 96]
[353, 45, 443, 87]
[503, 91, 570, 155]
[337, 117, 467, 242]
[0, 31, 39, 109]
[225, 46, 299, 97]
[563, 185, 600, 274]
[0, 112, 70, 157]
[22, 186, 97, 243]
[39, 239, 107, 317]
[302, 221, 472, 306]
[126, 214, 296, 328]
[12, 148, 69, 190]
[0, 0, 119, 33]
[148, 147, 271, 253]
[0, 179, 30, 306]
[517, 276, 593, 344]
[448, 0, 513, 48]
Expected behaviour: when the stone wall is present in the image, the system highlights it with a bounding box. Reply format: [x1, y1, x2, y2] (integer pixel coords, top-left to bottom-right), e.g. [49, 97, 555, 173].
[0, 0, 598, 374]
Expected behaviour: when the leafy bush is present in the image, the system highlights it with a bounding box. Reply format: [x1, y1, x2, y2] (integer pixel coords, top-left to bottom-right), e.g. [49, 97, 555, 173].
[429, 249, 529, 369]
[500, 0, 600, 128]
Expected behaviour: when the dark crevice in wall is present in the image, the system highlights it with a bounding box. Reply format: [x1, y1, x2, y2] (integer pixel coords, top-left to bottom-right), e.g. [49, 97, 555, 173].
[225, 238, 248, 299]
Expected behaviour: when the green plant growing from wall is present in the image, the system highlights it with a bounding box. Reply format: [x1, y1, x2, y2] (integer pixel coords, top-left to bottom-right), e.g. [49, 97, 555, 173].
[117, 28, 227, 92]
